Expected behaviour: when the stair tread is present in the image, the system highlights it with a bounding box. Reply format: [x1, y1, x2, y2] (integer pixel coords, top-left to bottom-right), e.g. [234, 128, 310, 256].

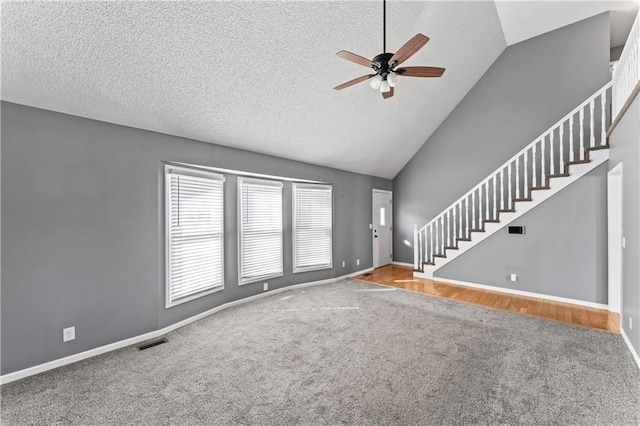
[567, 159, 590, 165]
[587, 144, 609, 151]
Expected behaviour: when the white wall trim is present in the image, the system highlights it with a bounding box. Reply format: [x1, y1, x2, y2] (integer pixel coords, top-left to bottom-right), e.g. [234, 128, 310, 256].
[392, 261, 414, 267]
[432, 276, 609, 310]
[0, 267, 372, 386]
[621, 328, 640, 371]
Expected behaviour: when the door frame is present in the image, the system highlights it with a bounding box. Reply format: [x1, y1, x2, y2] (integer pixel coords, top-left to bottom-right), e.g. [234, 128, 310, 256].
[607, 162, 623, 313]
[372, 189, 393, 268]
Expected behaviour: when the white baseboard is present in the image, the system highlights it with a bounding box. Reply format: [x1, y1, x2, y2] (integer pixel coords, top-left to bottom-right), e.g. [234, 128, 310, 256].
[432, 277, 609, 311]
[392, 261, 414, 267]
[0, 268, 373, 386]
[621, 328, 640, 371]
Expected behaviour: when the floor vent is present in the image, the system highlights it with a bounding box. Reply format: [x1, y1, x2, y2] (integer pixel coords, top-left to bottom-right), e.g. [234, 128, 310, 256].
[137, 338, 168, 351]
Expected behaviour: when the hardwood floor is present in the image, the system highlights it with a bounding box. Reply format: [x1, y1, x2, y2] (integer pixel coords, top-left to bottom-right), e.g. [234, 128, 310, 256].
[354, 264, 620, 333]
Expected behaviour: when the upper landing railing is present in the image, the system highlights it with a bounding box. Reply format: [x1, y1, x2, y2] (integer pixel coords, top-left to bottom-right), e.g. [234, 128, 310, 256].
[611, 9, 640, 132]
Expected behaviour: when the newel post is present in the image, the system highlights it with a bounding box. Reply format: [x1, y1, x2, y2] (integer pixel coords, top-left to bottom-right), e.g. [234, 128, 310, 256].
[413, 224, 419, 270]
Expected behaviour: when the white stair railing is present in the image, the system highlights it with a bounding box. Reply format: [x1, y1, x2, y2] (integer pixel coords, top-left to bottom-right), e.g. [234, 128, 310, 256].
[612, 10, 640, 119]
[413, 82, 612, 271]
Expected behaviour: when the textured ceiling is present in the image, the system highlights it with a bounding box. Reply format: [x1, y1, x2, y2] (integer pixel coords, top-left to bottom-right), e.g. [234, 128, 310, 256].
[495, 0, 639, 47]
[1, 1, 506, 179]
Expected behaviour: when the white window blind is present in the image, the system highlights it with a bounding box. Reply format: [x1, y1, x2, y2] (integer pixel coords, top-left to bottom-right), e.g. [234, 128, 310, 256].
[165, 165, 225, 307]
[238, 177, 283, 284]
[293, 183, 333, 273]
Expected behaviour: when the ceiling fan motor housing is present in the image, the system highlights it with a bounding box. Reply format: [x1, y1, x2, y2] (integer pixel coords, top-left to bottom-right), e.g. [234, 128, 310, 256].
[372, 53, 395, 78]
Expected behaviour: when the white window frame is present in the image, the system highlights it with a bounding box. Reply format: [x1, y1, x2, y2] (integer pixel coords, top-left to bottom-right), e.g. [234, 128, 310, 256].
[165, 164, 225, 308]
[237, 177, 284, 285]
[292, 183, 333, 274]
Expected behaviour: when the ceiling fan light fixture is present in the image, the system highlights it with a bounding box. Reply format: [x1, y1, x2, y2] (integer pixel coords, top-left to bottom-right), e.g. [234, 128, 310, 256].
[369, 75, 383, 89]
[380, 79, 391, 93]
[387, 72, 399, 87]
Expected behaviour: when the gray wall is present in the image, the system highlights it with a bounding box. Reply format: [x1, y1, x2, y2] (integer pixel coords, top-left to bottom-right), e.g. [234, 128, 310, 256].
[393, 13, 611, 263]
[1, 102, 391, 375]
[609, 96, 640, 356]
[436, 163, 609, 304]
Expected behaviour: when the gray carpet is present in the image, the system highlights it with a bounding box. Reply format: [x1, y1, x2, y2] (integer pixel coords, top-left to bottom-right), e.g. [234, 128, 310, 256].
[2, 279, 639, 425]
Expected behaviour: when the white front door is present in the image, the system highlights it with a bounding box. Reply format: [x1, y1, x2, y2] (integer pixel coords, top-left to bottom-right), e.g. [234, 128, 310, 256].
[373, 190, 393, 268]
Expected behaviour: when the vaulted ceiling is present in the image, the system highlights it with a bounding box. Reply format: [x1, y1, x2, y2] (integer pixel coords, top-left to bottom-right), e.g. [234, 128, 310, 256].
[1, 1, 636, 179]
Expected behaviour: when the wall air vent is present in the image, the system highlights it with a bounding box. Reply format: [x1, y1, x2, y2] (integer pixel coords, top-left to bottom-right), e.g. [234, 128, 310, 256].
[137, 338, 168, 351]
[508, 226, 525, 235]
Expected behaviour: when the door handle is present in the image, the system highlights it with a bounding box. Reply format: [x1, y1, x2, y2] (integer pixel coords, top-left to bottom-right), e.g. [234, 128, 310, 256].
[374, 235, 378, 238]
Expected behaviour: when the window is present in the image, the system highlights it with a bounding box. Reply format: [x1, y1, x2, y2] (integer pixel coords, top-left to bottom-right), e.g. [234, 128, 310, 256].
[238, 177, 283, 284]
[165, 165, 225, 307]
[293, 183, 333, 273]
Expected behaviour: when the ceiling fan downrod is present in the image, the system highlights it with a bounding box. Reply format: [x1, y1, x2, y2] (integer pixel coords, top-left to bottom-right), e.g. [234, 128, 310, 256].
[383, 0, 386, 54]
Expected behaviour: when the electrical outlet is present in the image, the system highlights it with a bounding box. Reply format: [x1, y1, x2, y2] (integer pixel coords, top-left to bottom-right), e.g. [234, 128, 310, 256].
[630, 317, 633, 330]
[622, 237, 626, 248]
[263, 282, 268, 292]
[63, 326, 75, 342]
[510, 274, 518, 283]
[342, 261, 345, 267]
[356, 259, 360, 266]
[369, 224, 373, 230]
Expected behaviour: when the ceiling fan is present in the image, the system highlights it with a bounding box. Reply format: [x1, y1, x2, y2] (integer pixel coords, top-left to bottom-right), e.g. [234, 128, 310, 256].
[334, 0, 445, 99]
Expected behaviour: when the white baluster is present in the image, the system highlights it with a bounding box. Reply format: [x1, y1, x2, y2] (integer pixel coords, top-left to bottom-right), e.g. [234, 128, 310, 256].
[435, 219, 438, 255]
[569, 115, 575, 162]
[550, 129, 555, 175]
[524, 149, 528, 196]
[533, 142, 538, 187]
[447, 210, 451, 247]
[589, 99, 595, 148]
[472, 191, 476, 230]
[485, 182, 489, 220]
[493, 175, 498, 218]
[458, 202, 462, 238]
[430, 223, 434, 262]
[479, 186, 483, 226]
[501, 169, 506, 209]
[466, 196, 470, 236]
[516, 156, 520, 199]
[559, 124, 564, 172]
[579, 108, 585, 159]
[600, 92, 606, 146]
[413, 225, 419, 270]
[541, 136, 546, 183]
[508, 163, 513, 205]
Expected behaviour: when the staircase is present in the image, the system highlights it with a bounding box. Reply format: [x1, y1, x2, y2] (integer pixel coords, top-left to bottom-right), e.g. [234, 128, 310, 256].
[413, 82, 612, 279]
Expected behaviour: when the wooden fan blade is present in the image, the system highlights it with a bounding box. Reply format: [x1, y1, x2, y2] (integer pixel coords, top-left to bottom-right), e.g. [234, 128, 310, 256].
[390, 34, 429, 66]
[334, 74, 375, 91]
[396, 66, 445, 77]
[336, 51, 376, 68]
[382, 87, 394, 99]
